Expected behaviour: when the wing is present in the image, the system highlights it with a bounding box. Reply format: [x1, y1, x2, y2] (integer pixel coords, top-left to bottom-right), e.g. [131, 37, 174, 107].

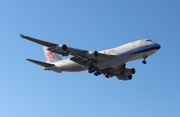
[20, 34, 116, 66]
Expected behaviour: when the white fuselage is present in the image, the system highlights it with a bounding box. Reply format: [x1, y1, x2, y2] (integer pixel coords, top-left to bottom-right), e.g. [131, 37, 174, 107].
[44, 39, 160, 72]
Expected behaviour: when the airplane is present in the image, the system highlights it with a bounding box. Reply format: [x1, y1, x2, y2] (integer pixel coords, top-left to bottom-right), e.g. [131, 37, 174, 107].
[20, 34, 161, 80]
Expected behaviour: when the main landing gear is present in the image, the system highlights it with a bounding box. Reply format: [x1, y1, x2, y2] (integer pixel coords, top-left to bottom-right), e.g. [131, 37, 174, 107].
[142, 56, 148, 64]
[105, 72, 113, 78]
[88, 64, 113, 78]
[88, 65, 99, 75]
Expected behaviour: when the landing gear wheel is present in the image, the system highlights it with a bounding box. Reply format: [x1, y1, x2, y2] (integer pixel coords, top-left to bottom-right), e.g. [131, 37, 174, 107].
[142, 60, 147, 64]
[142, 56, 148, 64]
[94, 71, 101, 76]
[94, 72, 98, 76]
[88, 70, 93, 74]
[88, 64, 95, 73]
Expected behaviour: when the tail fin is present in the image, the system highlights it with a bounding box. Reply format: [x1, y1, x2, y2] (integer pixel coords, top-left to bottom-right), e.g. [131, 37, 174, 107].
[43, 46, 62, 63]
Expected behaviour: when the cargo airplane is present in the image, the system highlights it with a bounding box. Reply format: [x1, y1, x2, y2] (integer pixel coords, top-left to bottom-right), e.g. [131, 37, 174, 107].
[20, 34, 161, 80]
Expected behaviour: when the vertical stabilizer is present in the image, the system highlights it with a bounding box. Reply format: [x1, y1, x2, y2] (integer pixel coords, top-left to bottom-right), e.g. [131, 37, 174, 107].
[43, 46, 62, 63]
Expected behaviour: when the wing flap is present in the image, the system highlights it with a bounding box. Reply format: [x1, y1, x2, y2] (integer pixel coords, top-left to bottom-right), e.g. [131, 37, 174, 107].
[26, 58, 55, 67]
[70, 53, 116, 66]
[70, 55, 92, 66]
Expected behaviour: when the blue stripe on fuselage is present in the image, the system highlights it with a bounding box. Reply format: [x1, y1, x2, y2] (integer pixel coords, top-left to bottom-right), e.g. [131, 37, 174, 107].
[131, 45, 160, 55]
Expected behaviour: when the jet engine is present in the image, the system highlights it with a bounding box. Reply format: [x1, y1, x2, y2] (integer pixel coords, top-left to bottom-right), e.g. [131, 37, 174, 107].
[48, 44, 67, 52]
[116, 68, 135, 80]
[121, 75, 132, 80]
[85, 51, 98, 59]
[124, 68, 135, 75]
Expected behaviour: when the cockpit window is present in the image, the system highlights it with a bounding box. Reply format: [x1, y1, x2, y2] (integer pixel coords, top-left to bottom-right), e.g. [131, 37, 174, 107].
[146, 39, 152, 42]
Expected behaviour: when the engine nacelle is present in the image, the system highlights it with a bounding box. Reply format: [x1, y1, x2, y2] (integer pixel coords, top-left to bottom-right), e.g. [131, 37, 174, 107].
[117, 75, 132, 80]
[48, 44, 67, 52]
[85, 51, 98, 58]
[55, 44, 67, 51]
[121, 75, 132, 80]
[124, 68, 135, 76]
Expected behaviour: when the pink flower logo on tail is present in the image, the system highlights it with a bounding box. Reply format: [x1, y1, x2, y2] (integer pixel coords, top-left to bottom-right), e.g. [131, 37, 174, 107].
[46, 51, 56, 63]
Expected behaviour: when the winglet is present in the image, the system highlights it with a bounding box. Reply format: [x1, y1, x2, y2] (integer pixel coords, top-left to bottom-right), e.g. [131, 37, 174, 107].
[19, 33, 26, 38]
[19, 33, 23, 37]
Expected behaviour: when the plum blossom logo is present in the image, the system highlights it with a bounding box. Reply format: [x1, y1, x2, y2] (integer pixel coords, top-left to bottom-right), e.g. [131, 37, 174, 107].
[46, 51, 56, 63]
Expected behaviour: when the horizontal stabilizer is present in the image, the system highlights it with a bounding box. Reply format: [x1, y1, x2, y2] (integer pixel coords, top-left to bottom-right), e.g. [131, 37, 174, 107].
[26, 58, 55, 67]
[19, 34, 57, 47]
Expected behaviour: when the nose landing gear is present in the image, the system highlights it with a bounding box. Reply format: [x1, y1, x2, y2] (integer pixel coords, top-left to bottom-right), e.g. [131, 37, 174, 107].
[142, 56, 148, 64]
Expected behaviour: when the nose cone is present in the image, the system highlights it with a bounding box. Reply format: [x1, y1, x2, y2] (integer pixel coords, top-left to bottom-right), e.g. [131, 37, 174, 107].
[156, 43, 161, 50]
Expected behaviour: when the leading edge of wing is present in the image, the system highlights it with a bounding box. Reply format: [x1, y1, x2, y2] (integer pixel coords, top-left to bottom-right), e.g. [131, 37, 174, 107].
[19, 34, 57, 47]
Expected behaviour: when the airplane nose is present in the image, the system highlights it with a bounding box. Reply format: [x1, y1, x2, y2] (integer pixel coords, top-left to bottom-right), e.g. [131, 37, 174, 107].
[156, 43, 161, 50]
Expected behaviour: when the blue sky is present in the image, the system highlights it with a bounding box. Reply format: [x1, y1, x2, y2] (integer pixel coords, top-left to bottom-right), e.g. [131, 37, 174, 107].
[0, 0, 180, 117]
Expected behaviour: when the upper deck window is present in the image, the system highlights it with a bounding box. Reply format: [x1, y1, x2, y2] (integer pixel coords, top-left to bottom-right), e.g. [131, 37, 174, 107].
[146, 39, 152, 42]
